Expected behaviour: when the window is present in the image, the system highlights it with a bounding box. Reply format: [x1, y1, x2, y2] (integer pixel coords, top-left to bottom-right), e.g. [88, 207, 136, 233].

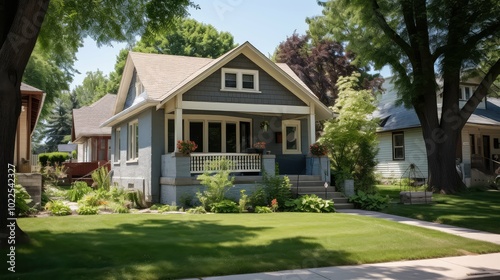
[392, 132, 405, 160]
[282, 120, 301, 154]
[135, 76, 143, 96]
[221, 68, 259, 92]
[127, 120, 139, 161]
[114, 128, 121, 162]
[460, 86, 474, 100]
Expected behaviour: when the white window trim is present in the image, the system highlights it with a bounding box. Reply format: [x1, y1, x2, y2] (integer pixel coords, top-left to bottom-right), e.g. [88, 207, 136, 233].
[220, 68, 260, 93]
[392, 132, 405, 160]
[165, 114, 252, 153]
[282, 120, 302, 154]
[127, 120, 139, 162]
[114, 128, 121, 164]
[460, 86, 475, 101]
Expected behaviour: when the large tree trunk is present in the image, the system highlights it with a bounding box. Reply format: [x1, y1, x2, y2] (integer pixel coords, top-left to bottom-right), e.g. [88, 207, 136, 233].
[0, 0, 49, 248]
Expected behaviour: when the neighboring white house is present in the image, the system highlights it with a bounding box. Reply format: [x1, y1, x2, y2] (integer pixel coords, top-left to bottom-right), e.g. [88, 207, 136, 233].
[374, 77, 500, 186]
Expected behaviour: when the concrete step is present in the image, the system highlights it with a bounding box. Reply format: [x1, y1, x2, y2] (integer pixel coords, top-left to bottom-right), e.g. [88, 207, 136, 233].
[296, 191, 345, 198]
[286, 175, 322, 181]
[293, 186, 338, 192]
[290, 181, 330, 187]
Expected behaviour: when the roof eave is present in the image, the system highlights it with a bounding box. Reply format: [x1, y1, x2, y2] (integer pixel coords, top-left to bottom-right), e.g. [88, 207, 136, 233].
[101, 99, 158, 128]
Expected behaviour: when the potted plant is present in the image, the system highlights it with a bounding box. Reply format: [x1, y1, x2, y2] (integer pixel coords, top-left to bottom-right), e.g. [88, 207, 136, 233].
[310, 142, 328, 156]
[177, 140, 198, 155]
[253, 141, 266, 154]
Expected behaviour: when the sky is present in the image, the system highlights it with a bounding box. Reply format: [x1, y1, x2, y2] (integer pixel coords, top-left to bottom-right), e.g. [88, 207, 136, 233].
[71, 1, 324, 89]
[71, 1, 389, 90]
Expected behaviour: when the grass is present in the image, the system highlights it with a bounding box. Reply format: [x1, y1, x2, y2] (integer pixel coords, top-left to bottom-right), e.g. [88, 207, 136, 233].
[377, 185, 500, 233]
[2, 213, 500, 279]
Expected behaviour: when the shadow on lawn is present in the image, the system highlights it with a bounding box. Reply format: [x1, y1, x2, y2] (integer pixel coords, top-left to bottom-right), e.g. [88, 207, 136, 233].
[3, 217, 355, 280]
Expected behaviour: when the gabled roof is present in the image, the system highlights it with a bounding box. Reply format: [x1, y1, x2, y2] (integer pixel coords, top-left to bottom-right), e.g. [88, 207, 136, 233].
[72, 94, 116, 142]
[109, 42, 332, 126]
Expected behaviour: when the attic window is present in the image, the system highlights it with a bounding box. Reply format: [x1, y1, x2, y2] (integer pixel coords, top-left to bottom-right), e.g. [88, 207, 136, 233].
[135, 76, 143, 96]
[221, 68, 260, 92]
[460, 86, 474, 100]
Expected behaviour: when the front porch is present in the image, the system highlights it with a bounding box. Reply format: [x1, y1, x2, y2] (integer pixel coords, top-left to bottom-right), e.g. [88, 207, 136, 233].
[160, 152, 330, 205]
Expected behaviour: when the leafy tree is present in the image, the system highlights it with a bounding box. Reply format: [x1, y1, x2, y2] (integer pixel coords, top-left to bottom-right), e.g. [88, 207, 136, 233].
[73, 70, 110, 106]
[274, 32, 383, 106]
[320, 73, 379, 193]
[0, 0, 197, 247]
[107, 18, 236, 93]
[311, 0, 500, 193]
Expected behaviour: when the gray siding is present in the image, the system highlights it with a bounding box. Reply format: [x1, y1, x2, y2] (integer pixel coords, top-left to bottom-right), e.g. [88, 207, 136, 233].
[111, 107, 165, 203]
[183, 54, 306, 106]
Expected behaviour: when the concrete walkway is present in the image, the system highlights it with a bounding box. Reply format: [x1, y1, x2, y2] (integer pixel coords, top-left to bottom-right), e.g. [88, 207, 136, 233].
[188, 210, 500, 280]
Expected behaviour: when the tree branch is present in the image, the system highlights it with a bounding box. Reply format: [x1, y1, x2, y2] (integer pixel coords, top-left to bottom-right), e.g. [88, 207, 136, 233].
[464, 21, 500, 50]
[371, 0, 416, 63]
[459, 58, 500, 125]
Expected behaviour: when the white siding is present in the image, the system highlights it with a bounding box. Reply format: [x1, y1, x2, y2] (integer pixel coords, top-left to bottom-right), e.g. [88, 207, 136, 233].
[375, 128, 428, 179]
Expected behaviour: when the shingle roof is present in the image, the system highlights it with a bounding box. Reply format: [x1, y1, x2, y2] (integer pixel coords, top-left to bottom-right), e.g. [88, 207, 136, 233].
[374, 98, 500, 132]
[129, 52, 213, 100]
[73, 94, 117, 141]
[20, 83, 43, 93]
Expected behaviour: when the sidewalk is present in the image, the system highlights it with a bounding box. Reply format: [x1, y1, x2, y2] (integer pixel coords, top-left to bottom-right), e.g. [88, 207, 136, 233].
[190, 210, 500, 280]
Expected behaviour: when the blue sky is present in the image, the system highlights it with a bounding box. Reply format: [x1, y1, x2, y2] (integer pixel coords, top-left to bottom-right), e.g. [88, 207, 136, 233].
[71, 1, 324, 89]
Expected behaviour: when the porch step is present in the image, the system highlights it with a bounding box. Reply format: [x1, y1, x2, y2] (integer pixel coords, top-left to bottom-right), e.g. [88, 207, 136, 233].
[290, 177, 355, 210]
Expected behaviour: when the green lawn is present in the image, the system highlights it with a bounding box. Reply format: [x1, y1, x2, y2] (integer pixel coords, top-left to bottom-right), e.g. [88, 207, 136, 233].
[377, 185, 500, 233]
[2, 213, 500, 279]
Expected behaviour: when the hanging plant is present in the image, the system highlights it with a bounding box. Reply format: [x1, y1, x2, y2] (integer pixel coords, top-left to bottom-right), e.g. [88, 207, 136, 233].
[260, 120, 270, 131]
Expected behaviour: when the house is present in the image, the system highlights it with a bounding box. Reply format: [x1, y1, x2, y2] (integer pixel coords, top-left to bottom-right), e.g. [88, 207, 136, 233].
[15, 83, 45, 173]
[72, 94, 116, 163]
[68, 94, 116, 181]
[15, 83, 45, 207]
[374, 77, 500, 186]
[101, 42, 333, 205]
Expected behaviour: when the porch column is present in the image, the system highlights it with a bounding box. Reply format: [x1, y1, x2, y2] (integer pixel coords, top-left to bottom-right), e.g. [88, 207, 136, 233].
[309, 105, 316, 145]
[174, 96, 183, 152]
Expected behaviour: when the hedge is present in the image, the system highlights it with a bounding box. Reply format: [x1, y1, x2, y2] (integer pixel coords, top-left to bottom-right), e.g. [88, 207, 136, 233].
[38, 152, 69, 166]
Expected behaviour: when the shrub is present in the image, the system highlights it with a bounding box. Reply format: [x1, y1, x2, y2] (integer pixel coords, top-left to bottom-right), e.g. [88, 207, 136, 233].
[110, 202, 130, 213]
[255, 206, 272, 213]
[67, 181, 93, 202]
[187, 206, 207, 214]
[40, 163, 67, 187]
[210, 199, 239, 213]
[196, 159, 235, 209]
[126, 189, 146, 208]
[79, 189, 107, 207]
[77, 206, 99, 215]
[92, 167, 110, 191]
[260, 173, 292, 210]
[45, 200, 72, 216]
[238, 190, 249, 213]
[157, 204, 179, 213]
[249, 187, 267, 207]
[285, 195, 335, 213]
[349, 191, 390, 211]
[38, 152, 69, 166]
[15, 184, 33, 216]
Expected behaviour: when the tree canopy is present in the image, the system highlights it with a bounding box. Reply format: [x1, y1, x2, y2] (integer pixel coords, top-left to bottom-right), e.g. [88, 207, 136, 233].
[0, 0, 198, 246]
[310, 0, 500, 193]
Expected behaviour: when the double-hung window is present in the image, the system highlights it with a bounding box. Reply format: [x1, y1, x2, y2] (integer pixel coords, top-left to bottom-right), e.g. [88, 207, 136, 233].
[392, 132, 405, 160]
[127, 120, 139, 161]
[221, 68, 259, 92]
[114, 128, 121, 162]
[460, 86, 474, 100]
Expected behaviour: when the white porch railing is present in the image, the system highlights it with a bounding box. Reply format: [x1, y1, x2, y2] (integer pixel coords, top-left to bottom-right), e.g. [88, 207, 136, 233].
[190, 153, 261, 174]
